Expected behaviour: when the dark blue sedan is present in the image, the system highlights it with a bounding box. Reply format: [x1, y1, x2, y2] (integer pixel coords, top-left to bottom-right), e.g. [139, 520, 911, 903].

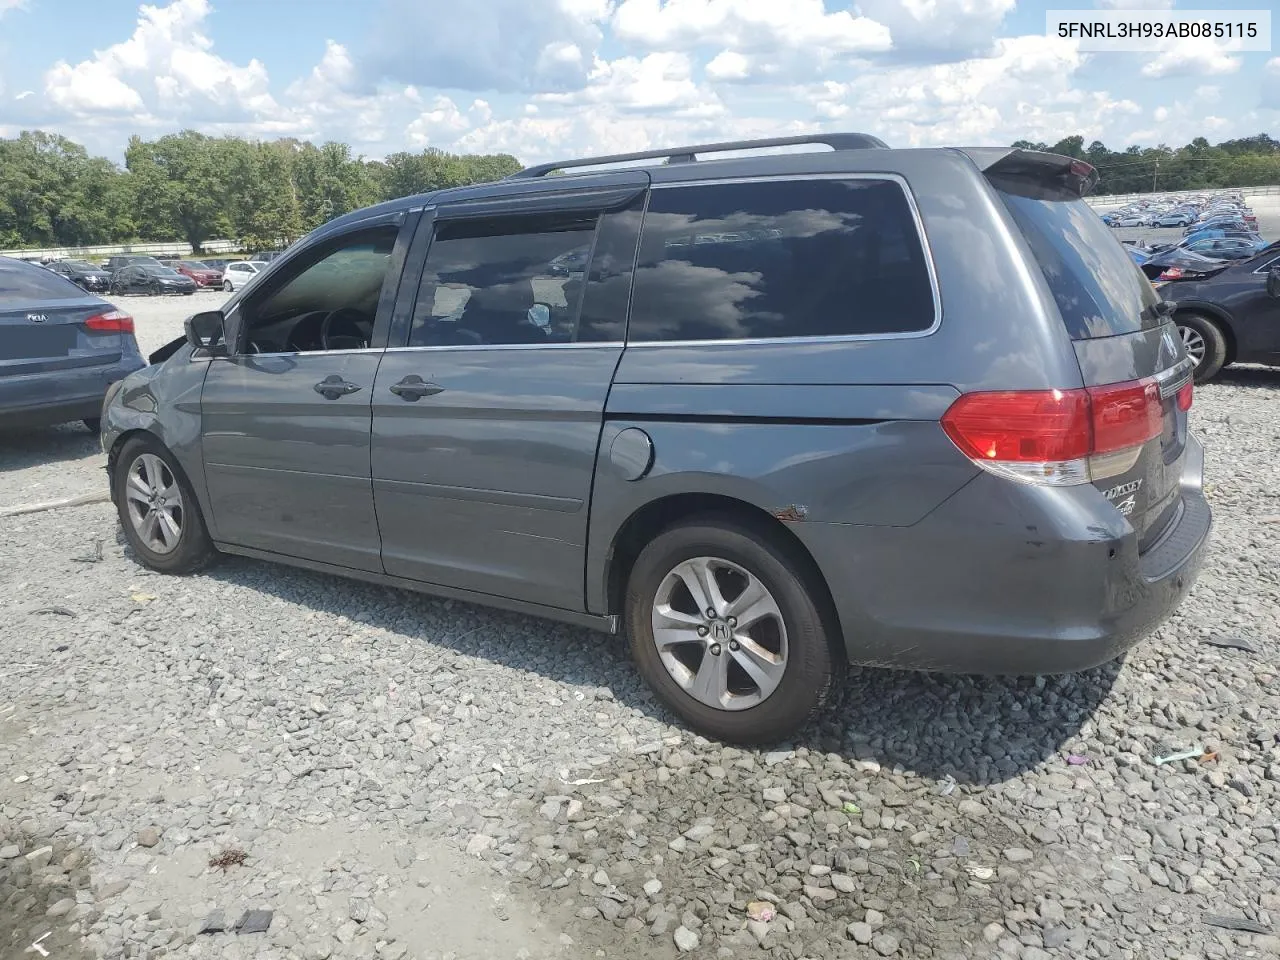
[1, 256, 146, 432]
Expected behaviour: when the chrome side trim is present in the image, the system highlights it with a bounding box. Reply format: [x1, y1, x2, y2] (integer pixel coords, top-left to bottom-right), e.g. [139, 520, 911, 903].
[383, 341, 623, 354]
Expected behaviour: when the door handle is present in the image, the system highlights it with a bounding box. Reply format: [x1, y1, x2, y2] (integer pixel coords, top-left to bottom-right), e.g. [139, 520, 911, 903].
[314, 374, 362, 400]
[389, 375, 445, 401]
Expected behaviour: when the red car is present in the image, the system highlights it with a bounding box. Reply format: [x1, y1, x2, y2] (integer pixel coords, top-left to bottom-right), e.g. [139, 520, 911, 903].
[173, 261, 223, 287]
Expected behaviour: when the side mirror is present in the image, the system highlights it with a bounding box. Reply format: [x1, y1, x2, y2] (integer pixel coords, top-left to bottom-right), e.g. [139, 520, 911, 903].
[185, 310, 227, 356]
[1268, 267, 1280, 299]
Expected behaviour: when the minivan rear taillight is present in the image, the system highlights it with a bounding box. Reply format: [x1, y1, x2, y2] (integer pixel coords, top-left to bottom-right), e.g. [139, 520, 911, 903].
[85, 310, 134, 334]
[941, 376, 1164, 485]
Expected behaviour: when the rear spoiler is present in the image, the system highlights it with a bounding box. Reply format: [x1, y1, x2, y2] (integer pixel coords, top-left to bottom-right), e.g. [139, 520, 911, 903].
[956, 148, 1100, 200]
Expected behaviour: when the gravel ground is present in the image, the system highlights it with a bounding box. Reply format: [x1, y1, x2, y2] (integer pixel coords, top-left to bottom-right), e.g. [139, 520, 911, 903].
[1, 293, 1278, 960]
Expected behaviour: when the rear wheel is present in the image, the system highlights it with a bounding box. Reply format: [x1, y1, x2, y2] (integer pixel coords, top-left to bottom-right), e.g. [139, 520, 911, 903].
[1176, 312, 1228, 382]
[113, 435, 216, 574]
[223, 280, 233, 292]
[625, 519, 836, 745]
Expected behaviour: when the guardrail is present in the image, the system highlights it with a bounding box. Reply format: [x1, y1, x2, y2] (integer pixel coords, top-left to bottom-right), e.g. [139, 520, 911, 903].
[1088, 184, 1280, 208]
[0, 239, 242, 261]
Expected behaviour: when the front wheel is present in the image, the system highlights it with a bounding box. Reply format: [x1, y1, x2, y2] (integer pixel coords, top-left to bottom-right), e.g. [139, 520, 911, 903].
[113, 435, 217, 574]
[1176, 313, 1228, 382]
[223, 280, 233, 292]
[625, 519, 836, 745]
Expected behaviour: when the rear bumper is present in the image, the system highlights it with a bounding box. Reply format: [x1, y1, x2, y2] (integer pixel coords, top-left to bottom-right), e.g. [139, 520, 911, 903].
[795, 434, 1212, 675]
[0, 350, 146, 430]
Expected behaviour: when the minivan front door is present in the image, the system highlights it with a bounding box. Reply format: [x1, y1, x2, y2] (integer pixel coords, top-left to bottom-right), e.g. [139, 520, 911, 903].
[200, 214, 414, 571]
[371, 187, 644, 610]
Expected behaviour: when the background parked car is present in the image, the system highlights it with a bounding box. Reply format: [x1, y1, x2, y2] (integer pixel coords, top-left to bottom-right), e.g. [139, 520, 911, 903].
[1139, 247, 1229, 283]
[1160, 244, 1280, 380]
[44, 259, 112, 293]
[110, 263, 197, 296]
[221, 260, 265, 291]
[173, 260, 223, 287]
[1180, 236, 1269, 261]
[105, 255, 165, 274]
[0, 255, 144, 432]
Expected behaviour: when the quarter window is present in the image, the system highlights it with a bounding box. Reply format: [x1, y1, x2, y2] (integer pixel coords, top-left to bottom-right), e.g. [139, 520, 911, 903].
[627, 178, 935, 343]
[410, 213, 598, 347]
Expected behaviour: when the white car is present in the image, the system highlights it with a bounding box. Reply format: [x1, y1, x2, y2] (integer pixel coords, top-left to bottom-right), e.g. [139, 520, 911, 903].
[221, 260, 266, 292]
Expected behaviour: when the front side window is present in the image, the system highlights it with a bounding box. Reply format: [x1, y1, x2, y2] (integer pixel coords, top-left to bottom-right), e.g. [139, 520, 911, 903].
[627, 178, 935, 343]
[239, 225, 399, 354]
[409, 212, 598, 347]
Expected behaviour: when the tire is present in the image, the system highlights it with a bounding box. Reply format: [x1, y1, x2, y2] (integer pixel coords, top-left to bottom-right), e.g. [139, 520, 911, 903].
[83, 417, 100, 434]
[1176, 312, 1228, 383]
[625, 518, 836, 745]
[223, 281, 233, 292]
[113, 434, 217, 574]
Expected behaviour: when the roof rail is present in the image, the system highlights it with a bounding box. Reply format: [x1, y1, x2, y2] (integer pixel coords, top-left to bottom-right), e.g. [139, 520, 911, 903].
[506, 133, 889, 180]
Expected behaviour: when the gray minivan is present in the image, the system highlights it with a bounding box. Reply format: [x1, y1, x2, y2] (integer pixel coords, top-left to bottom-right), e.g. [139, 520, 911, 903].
[100, 134, 1211, 744]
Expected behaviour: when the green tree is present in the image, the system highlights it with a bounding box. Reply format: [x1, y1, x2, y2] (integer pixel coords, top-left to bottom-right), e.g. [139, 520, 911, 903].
[124, 131, 231, 252]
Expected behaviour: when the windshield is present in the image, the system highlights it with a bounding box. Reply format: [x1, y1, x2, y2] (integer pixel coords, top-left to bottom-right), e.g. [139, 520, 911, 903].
[144, 266, 181, 277]
[63, 260, 96, 270]
[995, 187, 1162, 340]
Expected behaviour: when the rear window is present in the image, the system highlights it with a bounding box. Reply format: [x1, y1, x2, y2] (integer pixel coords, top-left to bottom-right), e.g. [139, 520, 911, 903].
[628, 178, 936, 342]
[0, 260, 89, 302]
[995, 188, 1161, 340]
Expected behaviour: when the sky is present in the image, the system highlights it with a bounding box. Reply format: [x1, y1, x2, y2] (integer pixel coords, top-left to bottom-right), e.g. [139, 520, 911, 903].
[0, 0, 1276, 166]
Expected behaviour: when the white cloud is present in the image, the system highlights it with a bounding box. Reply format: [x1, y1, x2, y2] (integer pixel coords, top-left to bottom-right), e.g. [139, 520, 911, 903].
[1153, 105, 1169, 122]
[613, 0, 890, 56]
[855, 0, 1015, 58]
[46, 58, 145, 114]
[1141, 39, 1243, 79]
[0, 0, 27, 16]
[789, 34, 1145, 148]
[1262, 57, 1280, 109]
[538, 51, 722, 116]
[43, 0, 281, 121]
[359, 0, 608, 93]
[14, 90, 33, 100]
[405, 96, 471, 146]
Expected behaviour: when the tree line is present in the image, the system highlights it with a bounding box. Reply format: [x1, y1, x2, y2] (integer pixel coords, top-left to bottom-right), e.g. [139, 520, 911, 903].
[0, 130, 520, 252]
[1013, 134, 1280, 196]
[4, 129, 1280, 252]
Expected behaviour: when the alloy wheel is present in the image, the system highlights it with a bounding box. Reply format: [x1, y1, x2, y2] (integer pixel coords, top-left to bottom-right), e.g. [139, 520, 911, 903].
[650, 556, 788, 711]
[124, 453, 183, 554]
[1179, 324, 1206, 365]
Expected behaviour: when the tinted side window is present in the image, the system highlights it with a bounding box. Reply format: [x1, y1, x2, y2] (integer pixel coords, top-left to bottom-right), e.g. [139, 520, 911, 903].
[409, 212, 597, 347]
[0, 261, 87, 301]
[627, 178, 935, 343]
[242, 225, 399, 353]
[577, 199, 644, 343]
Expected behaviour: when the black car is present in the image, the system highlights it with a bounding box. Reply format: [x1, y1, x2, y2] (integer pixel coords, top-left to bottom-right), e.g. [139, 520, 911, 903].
[105, 255, 165, 274]
[1139, 247, 1228, 282]
[109, 263, 197, 296]
[1161, 244, 1280, 381]
[45, 259, 112, 293]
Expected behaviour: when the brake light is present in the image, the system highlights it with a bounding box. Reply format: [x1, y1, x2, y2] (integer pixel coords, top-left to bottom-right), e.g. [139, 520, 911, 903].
[1158, 267, 1184, 281]
[85, 310, 134, 333]
[941, 376, 1164, 486]
[1176, 380, 1193, 412]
